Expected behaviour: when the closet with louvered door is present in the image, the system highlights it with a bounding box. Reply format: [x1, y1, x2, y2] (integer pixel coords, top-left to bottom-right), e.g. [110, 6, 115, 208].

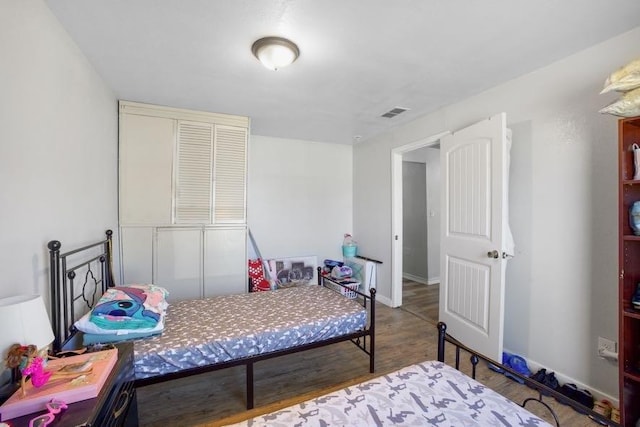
[118, 101, 249, 302]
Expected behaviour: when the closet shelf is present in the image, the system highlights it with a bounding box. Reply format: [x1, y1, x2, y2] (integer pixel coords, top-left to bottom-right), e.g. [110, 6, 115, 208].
[623, 309, 640, 320]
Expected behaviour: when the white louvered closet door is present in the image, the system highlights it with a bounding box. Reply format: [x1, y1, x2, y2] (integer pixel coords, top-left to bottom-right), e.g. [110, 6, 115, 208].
[213, 125, 247, 223]
[119, 101, 249, 297]
[175, 121, 214, 224]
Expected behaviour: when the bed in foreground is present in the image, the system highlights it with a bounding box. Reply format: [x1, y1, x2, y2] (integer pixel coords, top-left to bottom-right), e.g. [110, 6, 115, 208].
[228, 359, 552, 426]
[223, 323, 619, 427]
[47, 230, 376, 410]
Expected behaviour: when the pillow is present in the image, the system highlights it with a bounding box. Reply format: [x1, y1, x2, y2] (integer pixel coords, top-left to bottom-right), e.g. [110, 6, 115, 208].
[74, 284, 169, 334]
[601, 58, 640, 94]
[600, 86, 640, 118]
[248, 258, 271, 292]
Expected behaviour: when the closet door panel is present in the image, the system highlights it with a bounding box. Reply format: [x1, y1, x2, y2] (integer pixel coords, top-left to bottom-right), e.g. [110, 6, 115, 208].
[155, 227, 202, 302]
[174, 121, 214, 224]
[204, 227, 246, 296]
[119, 114, 175, 225]
[120, 226, 153, 285]
[213, 125, 247, 223]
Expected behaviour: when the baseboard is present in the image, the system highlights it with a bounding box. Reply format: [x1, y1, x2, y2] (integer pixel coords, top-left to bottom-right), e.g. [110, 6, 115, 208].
[402, 273, 427, 284]
[376, 294, 393, 307]
[402, 273, 439, 286]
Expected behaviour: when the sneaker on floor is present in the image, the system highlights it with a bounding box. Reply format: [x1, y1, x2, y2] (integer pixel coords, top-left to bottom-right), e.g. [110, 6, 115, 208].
[529, 368, 547, 385]
[558, 384, 593, 414]
[557, 383, 577, 403]
[504, 354, 530, 384]
[542, 372, 559, 395]
[574, 388, 594, 409]
[487, 352, 510, 373]
[487, 361, 504, 373]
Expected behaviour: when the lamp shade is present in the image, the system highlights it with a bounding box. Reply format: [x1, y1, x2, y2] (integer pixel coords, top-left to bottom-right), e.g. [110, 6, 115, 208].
[0, 295, 54, 362]
[251, 36, 299, 70]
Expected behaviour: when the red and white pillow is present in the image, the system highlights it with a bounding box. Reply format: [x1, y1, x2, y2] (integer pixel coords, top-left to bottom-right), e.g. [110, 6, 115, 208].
[248, 258, 271, 292]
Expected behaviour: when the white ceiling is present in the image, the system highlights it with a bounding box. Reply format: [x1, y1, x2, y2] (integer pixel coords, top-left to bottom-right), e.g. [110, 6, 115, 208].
[46, 1, 640, 144]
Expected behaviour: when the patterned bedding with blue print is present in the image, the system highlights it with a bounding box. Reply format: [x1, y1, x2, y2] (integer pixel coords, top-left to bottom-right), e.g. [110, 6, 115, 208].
[132, 285, 367, 380]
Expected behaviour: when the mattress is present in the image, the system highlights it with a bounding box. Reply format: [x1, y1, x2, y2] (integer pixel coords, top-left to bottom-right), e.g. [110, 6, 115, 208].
[133, 285, 368, 379]
[229, 360, 552, 426]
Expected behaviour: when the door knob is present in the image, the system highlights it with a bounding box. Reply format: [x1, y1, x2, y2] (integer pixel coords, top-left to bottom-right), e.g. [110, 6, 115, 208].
[487, 250, 499, 259]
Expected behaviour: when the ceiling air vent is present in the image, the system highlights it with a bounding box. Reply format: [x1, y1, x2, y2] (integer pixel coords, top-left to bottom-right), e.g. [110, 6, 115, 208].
[381, 107, 410, 118]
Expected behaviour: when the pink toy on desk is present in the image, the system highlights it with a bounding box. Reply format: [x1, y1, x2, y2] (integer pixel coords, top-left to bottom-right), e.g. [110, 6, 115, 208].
[21, 357, 52, 388]
[0, 348, 118, 421]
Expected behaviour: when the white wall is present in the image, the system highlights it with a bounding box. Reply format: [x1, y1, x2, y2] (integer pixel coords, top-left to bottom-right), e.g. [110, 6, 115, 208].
[402, 161, 428, 280]
[0, 0, 117, 303]
[401, 148, 441, 283]
[247, 135, 352, 265]
[424, 148, 440, 282]
[354, 26, 640, 400]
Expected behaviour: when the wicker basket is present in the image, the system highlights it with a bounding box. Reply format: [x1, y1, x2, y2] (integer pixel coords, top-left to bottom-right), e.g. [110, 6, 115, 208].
[339, 281, 361, 299]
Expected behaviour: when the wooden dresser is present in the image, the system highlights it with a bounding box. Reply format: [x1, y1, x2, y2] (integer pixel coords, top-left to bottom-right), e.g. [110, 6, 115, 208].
[619, 117, 640, 426]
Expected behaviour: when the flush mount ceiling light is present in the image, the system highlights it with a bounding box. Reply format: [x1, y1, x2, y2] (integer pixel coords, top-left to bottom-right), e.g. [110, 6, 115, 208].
[252, 36, 300, 71]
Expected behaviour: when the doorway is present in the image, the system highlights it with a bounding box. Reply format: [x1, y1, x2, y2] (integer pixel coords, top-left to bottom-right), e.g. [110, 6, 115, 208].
[390, 131, 447, 308]
[400, 147, 441, 324]
[392, 114, 510, 361]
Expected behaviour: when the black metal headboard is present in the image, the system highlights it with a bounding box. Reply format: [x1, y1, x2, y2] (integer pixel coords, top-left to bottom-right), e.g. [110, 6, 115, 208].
[48, 230, 115, 353]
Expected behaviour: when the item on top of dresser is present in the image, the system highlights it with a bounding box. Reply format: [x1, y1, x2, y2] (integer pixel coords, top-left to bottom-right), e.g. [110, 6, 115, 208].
[601, 58, 640, 94]
[27, 399, 67, 427]
[0, 349, 117, 420]
[600, 86, 640, 117]
[5, 345, 89, 397]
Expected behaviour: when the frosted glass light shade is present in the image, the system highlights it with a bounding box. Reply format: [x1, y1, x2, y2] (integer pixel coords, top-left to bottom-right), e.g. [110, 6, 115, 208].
[0, 295, 54, 362]
[252, 37, 299, 70]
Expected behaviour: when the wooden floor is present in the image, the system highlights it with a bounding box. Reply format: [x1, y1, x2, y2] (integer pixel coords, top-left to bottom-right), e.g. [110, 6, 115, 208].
[136, 282, 598, 426]
[400, 278, 439, 323]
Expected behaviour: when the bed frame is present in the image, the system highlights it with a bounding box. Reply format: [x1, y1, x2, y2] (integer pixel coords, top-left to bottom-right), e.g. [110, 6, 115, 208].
[436, 322, 619, 427]
[48, 230, 376, 410]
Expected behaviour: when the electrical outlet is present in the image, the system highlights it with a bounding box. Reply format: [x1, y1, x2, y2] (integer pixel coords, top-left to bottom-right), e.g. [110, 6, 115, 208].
[598, 337, 617, 354]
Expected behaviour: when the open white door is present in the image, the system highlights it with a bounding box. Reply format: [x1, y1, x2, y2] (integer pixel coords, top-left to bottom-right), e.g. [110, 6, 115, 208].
[439, 113, 509, 362]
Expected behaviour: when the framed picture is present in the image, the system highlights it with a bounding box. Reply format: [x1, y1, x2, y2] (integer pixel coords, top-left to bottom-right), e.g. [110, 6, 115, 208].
[266, 256, 317, 287]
